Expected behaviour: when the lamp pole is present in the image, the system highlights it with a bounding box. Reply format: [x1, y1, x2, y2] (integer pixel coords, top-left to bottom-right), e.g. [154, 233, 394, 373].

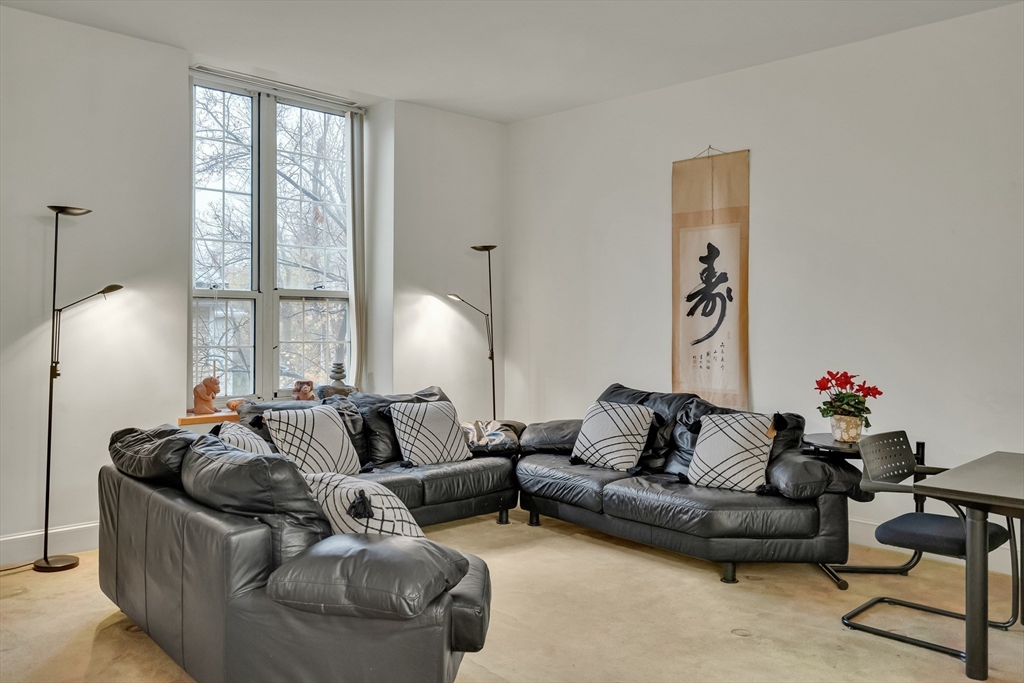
[447, 245, 498, 421]
[35, 206, 121, 573]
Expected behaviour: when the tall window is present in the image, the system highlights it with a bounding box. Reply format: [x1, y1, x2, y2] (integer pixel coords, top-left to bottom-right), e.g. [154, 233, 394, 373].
[191, 81, 356, 401]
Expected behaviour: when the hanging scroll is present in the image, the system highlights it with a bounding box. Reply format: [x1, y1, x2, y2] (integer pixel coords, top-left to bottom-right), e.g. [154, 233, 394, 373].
[672, 150, 750, 409]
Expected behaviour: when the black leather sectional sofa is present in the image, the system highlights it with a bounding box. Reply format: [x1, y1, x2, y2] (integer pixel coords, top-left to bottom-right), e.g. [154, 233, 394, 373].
[515, 384, 869, 582]
[99, 384, 867, 682]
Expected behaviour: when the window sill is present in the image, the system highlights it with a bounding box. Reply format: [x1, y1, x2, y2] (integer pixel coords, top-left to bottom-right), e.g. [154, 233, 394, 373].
[178, 411, 239, 427]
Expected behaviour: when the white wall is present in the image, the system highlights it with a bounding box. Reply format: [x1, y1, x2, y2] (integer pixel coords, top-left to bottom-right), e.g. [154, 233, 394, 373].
[364, 100, 396, 395]
[390, 102, 506, 421]
[504, 5, 1024, 569]
[0, 7, 190, 563]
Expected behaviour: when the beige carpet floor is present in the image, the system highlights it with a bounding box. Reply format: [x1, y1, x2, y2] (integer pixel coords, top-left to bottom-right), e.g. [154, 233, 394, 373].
[1, 509, 1022, 683]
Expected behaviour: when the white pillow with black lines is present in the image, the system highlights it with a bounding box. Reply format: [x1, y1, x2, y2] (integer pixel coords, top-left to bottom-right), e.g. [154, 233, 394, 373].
[304, 472, 425, 538]
[265, 404, 360, 476]
[388, 401, 472, 466]
[571, 401, 656, 471]
[217, 421, 275, 455]
[688, 412, 775, 492]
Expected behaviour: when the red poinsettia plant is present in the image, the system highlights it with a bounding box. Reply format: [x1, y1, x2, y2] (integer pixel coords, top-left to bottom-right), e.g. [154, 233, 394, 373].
[814, 371, 882, 427]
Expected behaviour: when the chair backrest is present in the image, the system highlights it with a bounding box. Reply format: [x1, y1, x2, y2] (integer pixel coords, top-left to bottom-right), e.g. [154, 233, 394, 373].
[858, 431, 917, 484]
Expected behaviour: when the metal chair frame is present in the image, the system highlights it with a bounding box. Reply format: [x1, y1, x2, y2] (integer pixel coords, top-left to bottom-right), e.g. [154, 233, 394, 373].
[840, 431, 1020, 661]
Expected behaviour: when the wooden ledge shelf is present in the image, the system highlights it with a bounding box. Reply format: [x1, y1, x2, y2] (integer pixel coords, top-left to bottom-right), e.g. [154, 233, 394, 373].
[178, 411, 239, 427]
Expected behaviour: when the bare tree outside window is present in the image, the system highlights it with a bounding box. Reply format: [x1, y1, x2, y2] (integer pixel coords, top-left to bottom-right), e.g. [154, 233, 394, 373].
[192, 86, 255, 395]
[275, 103, 350, 388]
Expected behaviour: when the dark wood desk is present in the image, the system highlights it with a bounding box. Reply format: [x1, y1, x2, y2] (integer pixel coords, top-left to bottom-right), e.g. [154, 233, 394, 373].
[914, 451, 1024, 681]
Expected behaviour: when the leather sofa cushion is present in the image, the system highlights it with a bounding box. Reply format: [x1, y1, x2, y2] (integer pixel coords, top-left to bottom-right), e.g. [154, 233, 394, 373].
[182, 435, 330, 567]
[108, 425, 198, 485]
[268, 534, 469, 620]
[449, 553, 491, 653]
[767, 448, 872, 502]
[406, 457, 514, 506]
[602, 474, 820, 539]
[520, 420, 583, 455]
[349, 386, 450, 465]
[517, 454, 633, 512]
[358, 462, 425, 508]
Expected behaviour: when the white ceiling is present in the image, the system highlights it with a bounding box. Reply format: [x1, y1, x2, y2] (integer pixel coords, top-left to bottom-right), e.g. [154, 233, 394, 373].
[2, 0, 1015, 123]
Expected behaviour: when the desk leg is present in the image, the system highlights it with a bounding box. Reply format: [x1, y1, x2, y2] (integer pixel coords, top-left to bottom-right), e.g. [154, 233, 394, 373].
[965, 507, 989, 680]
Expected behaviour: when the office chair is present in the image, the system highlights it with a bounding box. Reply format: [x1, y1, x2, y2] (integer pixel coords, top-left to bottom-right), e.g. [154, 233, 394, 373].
[842, 431, 1019, 661]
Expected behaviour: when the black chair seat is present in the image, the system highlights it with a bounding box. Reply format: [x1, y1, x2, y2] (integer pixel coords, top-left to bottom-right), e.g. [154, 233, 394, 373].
[875, 512, 1010, 558]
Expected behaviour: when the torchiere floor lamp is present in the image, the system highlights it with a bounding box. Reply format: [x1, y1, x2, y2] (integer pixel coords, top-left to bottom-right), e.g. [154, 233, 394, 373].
[35, 206, 122, 573]
[447, 244, 497, 421]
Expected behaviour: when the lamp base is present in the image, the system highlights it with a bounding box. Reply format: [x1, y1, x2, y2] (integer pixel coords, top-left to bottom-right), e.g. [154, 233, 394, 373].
[32, 555, 79, 572]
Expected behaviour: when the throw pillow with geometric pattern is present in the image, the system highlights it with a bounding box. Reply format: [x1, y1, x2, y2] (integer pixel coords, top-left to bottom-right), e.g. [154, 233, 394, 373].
[217, 421, 275, 455]
[304, 472, 425, 538]
[688, 412, 775, 492]
[571, 401, 656, 471]
[387, 401, 472, 466]
[265, 405, 360, 476]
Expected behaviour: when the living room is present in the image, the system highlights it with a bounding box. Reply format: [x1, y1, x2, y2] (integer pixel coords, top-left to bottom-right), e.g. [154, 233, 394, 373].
[1, 1, 1022, 682]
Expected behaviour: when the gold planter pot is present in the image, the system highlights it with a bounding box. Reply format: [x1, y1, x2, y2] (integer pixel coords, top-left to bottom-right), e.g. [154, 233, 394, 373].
[830, 415, 864, 443]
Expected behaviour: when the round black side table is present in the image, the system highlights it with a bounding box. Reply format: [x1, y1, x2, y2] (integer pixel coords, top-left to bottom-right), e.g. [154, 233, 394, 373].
[802, 433, 861, 459]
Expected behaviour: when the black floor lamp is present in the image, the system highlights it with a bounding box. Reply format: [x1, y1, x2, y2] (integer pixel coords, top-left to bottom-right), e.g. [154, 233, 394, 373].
[447, 244, 497, 421]
[35, 206, 122, 573]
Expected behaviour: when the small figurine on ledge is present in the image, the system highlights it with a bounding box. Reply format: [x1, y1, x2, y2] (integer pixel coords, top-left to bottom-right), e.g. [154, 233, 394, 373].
[320, 343, 356, 398]
[292, 380, 316, 402]
[192, 363, 221, 415]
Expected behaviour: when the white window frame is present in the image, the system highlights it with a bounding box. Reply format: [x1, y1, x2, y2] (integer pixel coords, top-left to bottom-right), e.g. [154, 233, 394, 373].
[188, 75, 360, 406]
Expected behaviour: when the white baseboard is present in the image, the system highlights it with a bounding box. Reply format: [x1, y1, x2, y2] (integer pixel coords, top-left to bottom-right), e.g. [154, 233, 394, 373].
[0, 521, 99, 566]
[850, 517, 1015, 576]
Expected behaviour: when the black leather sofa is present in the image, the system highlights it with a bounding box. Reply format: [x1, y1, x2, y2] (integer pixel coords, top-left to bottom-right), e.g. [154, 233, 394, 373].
[99, 465, 489, 683]
[100, 388, 506, 683]
[99, 385, 864, 682]
[515, 385, 868, 583]
[234, 388, 521, 527]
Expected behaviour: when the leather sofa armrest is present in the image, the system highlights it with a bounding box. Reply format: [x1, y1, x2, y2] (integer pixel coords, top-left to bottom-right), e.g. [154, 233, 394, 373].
[267, 534, 469, 620]
[766, 448, 874, 502]
[520, 419, 582, 455]
[448, 553, 491, 652]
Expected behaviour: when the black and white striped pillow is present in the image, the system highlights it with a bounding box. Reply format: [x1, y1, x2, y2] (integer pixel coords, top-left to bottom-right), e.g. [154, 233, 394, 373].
[688, 412, 774, 492]
[388, 401, 471, 466]
[304, 472, 425, 538]
[217, 421, 274, 455]
[572, 401, 656, 471]
[265, 405, 360, 476]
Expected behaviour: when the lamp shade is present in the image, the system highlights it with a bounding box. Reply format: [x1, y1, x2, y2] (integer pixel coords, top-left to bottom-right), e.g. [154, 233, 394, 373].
[47, 206, 91, 216]
[447, 293, 464, 302]
[100, 284, 123, 294]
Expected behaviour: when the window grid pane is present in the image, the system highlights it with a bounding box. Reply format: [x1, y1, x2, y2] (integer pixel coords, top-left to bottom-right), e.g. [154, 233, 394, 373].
[193, 85, 254, 291]
[278, 298, 349, 390]
[192, 298, 255, 397]
[276, 103, 349, 292]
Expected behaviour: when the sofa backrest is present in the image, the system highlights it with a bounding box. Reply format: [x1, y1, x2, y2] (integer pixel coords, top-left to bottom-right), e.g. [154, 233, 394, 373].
[99, 465, 271, 683]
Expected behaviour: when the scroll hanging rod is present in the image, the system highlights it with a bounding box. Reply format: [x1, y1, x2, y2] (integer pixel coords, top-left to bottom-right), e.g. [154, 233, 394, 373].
[692, 145, 729, 158]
